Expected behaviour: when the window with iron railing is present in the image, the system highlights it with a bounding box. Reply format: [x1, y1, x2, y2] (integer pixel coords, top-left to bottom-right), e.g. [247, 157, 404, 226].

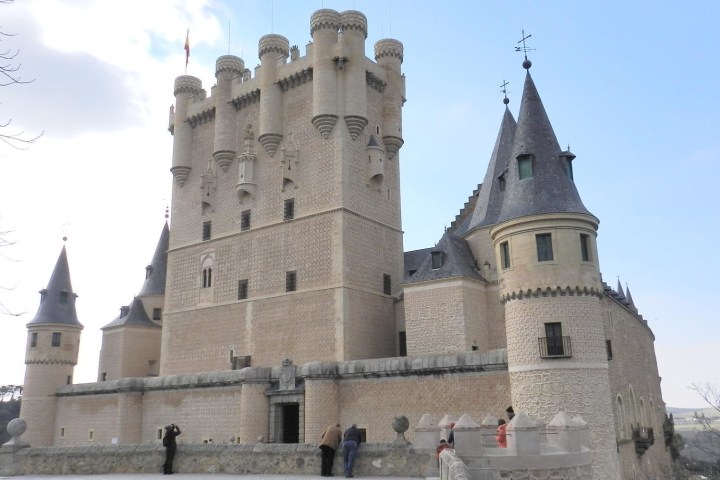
[538, 329, 572, 358]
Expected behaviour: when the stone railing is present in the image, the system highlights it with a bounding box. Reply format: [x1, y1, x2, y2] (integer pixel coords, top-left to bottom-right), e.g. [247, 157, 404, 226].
[0, 442, 436, 477]
[416, 411, 593, 480]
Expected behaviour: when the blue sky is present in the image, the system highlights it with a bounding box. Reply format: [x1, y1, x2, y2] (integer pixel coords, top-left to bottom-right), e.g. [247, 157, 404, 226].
[0, 0, 717, 408]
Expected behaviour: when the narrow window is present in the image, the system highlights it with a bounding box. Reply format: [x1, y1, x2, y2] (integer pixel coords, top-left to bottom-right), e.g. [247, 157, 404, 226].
[145, 265, 153, 279]
[60, 427, 66, 438]
[66, 375, 72, 385]
[157, 428, 163, 441]
[40, 289, 47, 303]
[517, 155, 533, 179]
[101, 372, 107, 381]
[241, 210, 251, 231]
[431, 251, 443, 269]
[152, 308, 162, 321]
[566, 158, 574, 180]
[30, 332, 38, 347]
[500, 241, 511, 269]
[52, 332, 62, 347]
[202, 221, 212, 241]
[580, 233, 591, 262]
[59, 291, 69, 304]
[286, 271, 297, 292]
[88, 429, 94, 441]
[284, 198, 295, 220]
[536, 233, 554, 261]
[202, 267, 213, 288]
[398, 331, 407, 357]
[606, 340, 613, 360]
[383, 274, 392, 295]
[544, 322, 564, 356]
[238, 279, 248, 300]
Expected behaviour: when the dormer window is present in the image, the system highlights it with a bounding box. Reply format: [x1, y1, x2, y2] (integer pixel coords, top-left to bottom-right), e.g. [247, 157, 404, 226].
[145, 265, 153, 279]
[517, 154, 534, 180]
[498, 171, 507, 191]
[566, 159, 574, 180]
[39, 289, 47, 303]
[431, 251, 444, 269]
[59, 291, 69, 304]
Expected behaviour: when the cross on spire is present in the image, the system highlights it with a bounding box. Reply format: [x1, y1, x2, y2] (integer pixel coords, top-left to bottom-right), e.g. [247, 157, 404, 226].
[500, 79, 510, 105]
[515, 29, 535, 69]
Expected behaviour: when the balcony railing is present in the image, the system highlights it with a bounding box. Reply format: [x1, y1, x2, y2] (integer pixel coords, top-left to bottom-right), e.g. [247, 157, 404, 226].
[632, 426, 655, 455]
[538, 336, 572, 358]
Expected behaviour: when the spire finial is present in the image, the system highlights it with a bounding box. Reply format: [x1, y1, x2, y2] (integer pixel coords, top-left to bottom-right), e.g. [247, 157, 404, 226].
[515, 29, 534, 70]
[165, 205, 169, 219]
[501, 79, 510, 105]
[62, 222, 69, 243]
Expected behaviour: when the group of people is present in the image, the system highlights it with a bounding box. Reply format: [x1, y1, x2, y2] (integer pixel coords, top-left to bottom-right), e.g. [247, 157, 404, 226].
[436, 405, 516, 462]
[319, 423, 362, 478]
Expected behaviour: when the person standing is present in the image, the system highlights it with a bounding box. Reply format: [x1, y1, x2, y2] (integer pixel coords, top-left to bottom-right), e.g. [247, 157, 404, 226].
[495, 419, 507, 448]
[162, 423, 182, 475]
[319, 423, 343, 477]
[342, 423, 362, 478]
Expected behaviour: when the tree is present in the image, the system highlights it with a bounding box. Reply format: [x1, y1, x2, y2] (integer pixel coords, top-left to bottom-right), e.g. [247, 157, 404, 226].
[688, 383, 720, 474]
[1, 0, 42, 149]
[0, 384, 21, 445]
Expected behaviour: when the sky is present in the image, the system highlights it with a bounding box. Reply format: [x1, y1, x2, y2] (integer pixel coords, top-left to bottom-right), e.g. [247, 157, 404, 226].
[0, 0, 717, 409]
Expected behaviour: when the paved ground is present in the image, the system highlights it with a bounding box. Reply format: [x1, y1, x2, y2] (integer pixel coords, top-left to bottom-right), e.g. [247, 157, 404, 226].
[2, 475, 424, 480]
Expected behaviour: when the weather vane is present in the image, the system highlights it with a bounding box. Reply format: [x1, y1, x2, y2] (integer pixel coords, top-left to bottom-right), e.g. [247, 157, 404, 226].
[500, 79, 510, 105]
[515, 29, 535, 69]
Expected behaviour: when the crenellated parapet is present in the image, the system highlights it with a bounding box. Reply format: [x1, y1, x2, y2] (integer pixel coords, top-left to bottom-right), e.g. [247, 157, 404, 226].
[277, 68, 313, 91]
[338, 10, 368, 38]
[173, 75, 203, 96]
[374, 39, 404, 62]
[216, 55, 245, 75]
[231, 90, 261, 110]
[310, 9, 340, 35]
[501, 285, 604, 304]
[258, 34, 290, 58]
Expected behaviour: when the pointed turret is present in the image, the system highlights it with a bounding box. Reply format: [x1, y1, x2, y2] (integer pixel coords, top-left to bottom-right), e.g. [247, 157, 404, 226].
[139, 222, 169, 297]
[102, 297, 160, 330]
[27, 246, 82, 327]
[495, 71, 593, 224]
[405, 232, 483, 284]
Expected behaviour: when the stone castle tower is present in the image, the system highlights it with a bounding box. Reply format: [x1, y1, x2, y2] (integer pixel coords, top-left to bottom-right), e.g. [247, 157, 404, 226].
[162, 9, 406, 375]
[20, 245, 83, 446]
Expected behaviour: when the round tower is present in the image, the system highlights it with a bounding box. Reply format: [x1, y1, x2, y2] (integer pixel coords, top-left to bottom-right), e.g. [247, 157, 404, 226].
[20, 246, 83, 446]
[339, 10, 368, 140]
[310, 9, 340, 139]
[213, 55, 244, 171]
[257, 34, 288, 157]
[170, 75, 203, 186]
[374, 39, 404, 159]
[490, 68, 621, 479]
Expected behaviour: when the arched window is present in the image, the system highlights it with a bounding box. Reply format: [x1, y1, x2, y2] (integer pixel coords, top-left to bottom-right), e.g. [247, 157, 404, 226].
[200, 253, 215, 289]
[202, 267, 212, 288]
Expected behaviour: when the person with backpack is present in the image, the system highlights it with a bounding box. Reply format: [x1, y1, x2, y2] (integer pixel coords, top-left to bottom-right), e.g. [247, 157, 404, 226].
[162, 423, 181, 474]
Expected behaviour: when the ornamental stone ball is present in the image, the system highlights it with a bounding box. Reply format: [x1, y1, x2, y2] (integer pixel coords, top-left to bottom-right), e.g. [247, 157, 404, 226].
[392, 415, 409, 433]
[6, 418, 27, 437]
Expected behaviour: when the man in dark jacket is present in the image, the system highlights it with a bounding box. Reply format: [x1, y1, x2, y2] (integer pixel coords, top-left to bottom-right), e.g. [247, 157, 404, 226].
[162, 423, 182, 474]
[342, 424, 362, 478]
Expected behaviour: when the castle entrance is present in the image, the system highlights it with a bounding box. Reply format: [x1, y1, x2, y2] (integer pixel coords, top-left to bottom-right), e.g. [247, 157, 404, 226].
[280, 403, 300, 443]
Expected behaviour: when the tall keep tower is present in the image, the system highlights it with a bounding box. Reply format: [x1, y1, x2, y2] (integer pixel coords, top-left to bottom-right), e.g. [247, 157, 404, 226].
[20, 245, 83, 446]
[490, 64, 621, 479]
[161, 10, 405, 375]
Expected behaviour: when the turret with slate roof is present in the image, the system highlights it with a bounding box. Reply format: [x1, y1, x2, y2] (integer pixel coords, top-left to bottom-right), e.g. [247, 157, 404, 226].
[405, 232, 484, 284]
[139, 222, 169, 297]
[21, 243, 84, 447]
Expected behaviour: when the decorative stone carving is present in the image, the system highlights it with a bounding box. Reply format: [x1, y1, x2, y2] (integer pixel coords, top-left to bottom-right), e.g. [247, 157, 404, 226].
[281, 132, 299, 191]
[2, 418, 29, 448]
[279, 358, 296, 391]
[391, 415, 410, 445]
[237, 124, 257, 204]
[200, 159, 217, 214]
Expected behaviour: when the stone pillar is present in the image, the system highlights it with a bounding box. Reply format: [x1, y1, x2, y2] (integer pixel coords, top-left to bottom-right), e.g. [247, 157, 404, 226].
[506, 412, 539, 456]
[238, 382, 269, 443]
[413, 414, 439, 451]
[213, 55, 244, 171]
[452, 414, 481, 457]
[480, 414, 499, 446]
[171, 75, 203, 186]
[304, 378, 339, 443]
[310, 9, 340, 138]
[339, 10, 368, 140]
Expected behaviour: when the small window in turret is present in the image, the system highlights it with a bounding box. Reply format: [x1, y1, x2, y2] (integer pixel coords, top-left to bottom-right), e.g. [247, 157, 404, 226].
[500, 241, 511, 269]
[59, 291, 69, 304]
[52, 332, 61, 347]
[566, 159, 574, 181]
[30, 332, 38, 347]
[580, 234, 591, 262]
[203, 221, 212, 241]
[536, 234, 554, 262]
[517, 155, 533, 180]
[153, 308, 162, 320]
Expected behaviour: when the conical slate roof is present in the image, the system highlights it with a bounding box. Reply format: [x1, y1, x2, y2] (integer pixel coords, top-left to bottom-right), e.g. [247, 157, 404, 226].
[405, 232, 483, 284]
[460, 105, 517, 234]
[102, 297, 160, 330]
[27, 246, 82, 327]
[138, 222, 169, 297]
[495, 71, 594, 224]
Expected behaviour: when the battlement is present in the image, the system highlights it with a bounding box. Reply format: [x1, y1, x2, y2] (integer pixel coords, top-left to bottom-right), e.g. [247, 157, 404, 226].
[339, 10, 368, 38]
[258, 34, 290, 59]
[310, 9, 340, 34]
[173, 75, 202, 96]
[375, 38, 404, 62]
[215, 55, 244, 75]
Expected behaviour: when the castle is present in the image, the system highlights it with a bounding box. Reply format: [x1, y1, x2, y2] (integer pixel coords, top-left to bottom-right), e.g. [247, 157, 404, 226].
[18, 9, 672, 480]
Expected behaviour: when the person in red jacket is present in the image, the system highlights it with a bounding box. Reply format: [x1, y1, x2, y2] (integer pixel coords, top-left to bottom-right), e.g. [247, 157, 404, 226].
[495, 419, 507, 448]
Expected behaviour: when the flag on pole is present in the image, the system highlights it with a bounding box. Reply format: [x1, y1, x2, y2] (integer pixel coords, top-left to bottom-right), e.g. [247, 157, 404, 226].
[184, 29, 190, 67]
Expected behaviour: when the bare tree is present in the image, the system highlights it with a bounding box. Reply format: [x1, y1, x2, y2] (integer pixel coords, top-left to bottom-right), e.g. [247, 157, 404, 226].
[689, 383, 720, 462]
[1, 0, 42, 149]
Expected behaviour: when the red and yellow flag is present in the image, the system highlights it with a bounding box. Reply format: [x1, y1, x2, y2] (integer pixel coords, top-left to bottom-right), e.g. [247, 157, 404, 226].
[184, 29, 190, 66]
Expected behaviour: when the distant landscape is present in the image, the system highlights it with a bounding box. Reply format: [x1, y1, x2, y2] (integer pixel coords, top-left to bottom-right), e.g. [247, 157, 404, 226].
[668, 407, 718, 431]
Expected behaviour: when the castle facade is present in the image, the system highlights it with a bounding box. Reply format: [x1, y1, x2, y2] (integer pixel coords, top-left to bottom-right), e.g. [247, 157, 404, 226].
[19, 9, 671, 480]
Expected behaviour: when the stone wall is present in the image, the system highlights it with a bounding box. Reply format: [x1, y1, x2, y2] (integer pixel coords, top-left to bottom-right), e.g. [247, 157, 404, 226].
[0, 443, 435, 477]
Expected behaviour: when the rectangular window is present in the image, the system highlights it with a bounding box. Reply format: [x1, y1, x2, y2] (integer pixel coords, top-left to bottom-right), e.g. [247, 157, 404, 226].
[59, 291, 69, 304]
[88, 429, 94, 441]
[431, 251, 443, 269]
[544, 322, 565, 356]
[383, 274, 392, 295]
[536, 233, 554, 262]
[398, 331, 407, 357]
[606, 340, 613, 360]
[67, 375, 72, 384]
[518, 155, 533, 179]
[152, 308, 162, 321]
[500, 241, 511, 269]
[202, 221, 212, 241]
[238, 279, 248, 300]
[241, 210, 251, 231]
[284, 198, 295, 221]
[157, 428, 163, 441]
[52, 332, 62, 347]
[60, 427, 65, 438]
[30, 332, 38, 347]
[101, 372, 107, 381]
[580, 233, 591, 262]
[286, 271, 297, 292]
